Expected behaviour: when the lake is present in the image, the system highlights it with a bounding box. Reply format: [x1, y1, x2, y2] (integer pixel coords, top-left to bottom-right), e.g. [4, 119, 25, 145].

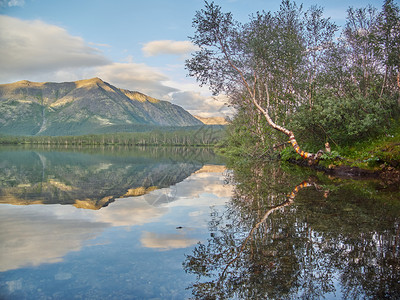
[0, 146, 399, 299]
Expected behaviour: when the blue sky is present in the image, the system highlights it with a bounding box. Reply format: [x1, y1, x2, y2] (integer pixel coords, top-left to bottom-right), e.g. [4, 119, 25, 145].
[0, 0, 388, 117]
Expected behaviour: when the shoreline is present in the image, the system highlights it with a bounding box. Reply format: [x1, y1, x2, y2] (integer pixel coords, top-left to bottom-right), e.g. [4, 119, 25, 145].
[288, 158, 400, 185]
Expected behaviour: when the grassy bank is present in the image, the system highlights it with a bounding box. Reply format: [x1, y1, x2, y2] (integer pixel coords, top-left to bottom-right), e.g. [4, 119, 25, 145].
[279, 122, 400, 175]
[216, 119, 400, 176]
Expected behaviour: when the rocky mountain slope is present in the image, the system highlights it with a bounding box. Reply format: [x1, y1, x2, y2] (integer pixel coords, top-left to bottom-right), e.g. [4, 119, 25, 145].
[0, 78, 203, 136]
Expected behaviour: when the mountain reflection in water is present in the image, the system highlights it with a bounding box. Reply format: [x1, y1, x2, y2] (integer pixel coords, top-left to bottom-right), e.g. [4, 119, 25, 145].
[0, 146, 233, 299]
[0, 146, 223, 209]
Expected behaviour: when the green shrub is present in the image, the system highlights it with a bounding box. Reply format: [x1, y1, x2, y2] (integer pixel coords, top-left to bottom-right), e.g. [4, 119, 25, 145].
[291, 93, 398, 147]
[279, 146, 298, 161]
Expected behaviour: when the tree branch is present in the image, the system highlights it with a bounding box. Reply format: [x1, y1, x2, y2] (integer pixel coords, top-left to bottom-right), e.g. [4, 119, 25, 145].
[217, 179, 317, 285]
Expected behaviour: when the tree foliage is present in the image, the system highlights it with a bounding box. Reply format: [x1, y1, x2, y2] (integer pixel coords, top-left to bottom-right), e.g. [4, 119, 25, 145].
[187, 0, 400, 157]
[0, 126, 226, 146]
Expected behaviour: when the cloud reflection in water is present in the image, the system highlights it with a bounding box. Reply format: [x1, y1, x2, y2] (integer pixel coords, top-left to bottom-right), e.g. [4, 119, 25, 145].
[0, 165, 233, 271]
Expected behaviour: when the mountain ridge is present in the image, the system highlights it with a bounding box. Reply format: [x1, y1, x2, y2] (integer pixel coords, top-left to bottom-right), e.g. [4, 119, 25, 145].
[194, 115, 229, 125]
[0, 78, 204, 136]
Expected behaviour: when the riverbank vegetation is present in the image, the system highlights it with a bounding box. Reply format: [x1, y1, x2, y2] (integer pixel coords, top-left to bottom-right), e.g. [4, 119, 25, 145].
[279, 121, 400, 169]
[188, 0, 400, 168]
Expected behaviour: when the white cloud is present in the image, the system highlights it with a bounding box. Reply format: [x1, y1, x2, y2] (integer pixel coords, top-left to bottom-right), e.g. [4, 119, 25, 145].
[167, 171, 233, 204]
[94, 62, 178, 98]
[88, 42, 112, 48]
[0, 206, 108, 271]
[171, 91, 235, 117]
[0, 16, 231, 117]
[0, 0, 24, 7]
[171, 91, 208, 110]
[96, 195, 168, 227]
[0, 15, 110, 83]
[0, 165, 233, 271]
[141, 232, 198, 250]
[142, 40, 199, 57]
[0, 16, 177, 100]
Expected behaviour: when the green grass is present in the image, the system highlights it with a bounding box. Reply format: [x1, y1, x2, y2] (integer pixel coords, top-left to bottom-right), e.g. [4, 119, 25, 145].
[337, 121, 400, 169]
[279, 120, 400, 170]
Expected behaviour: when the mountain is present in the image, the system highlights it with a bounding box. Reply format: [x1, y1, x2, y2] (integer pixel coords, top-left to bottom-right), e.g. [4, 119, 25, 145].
[0, 78, 203, 136]
[194, 115, 229, 125]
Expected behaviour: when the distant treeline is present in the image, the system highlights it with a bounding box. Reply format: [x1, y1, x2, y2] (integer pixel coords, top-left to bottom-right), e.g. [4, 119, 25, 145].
[0, 125, 226, 146]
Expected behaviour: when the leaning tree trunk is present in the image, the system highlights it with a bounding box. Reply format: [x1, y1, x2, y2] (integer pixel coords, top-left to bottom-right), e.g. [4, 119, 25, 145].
[220, 40, 325, 163]
[218, 178, 321, 285]
[250, 88, 324, 164]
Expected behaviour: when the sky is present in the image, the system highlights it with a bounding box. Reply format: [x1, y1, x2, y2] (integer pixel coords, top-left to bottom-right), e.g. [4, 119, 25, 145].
[0, 0, 389, 117]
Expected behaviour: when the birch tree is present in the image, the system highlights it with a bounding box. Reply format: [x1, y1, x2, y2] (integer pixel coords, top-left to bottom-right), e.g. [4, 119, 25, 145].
[186, 1, 335, 162]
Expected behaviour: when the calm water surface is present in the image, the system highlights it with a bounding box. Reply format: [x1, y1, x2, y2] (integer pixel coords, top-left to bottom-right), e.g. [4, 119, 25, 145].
[0, 146, 399, 299]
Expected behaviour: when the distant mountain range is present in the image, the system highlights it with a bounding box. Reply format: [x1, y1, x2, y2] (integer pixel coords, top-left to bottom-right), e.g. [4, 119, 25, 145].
[0, 78, 205, 136]
[194, 115, 228, 125]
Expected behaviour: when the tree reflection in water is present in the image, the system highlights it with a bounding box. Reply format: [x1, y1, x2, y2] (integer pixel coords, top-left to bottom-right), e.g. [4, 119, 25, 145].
[183, 162, 400, 299]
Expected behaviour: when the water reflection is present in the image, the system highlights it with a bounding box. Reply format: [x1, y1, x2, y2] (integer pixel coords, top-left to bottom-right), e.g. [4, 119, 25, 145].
[0, 146, 223, 208]
[184, 161, 400, 299]
[0, 146, 233, 298]
[0, 205, 109, 272]
[0, 154, 232, 276]
[1, 146, 399, 299]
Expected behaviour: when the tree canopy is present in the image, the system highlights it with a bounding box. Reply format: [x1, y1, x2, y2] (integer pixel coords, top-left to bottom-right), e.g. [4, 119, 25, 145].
[186, 0, 400, 158]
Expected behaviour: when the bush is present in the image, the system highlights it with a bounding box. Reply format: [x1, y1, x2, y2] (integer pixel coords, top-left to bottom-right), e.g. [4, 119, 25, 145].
[279, 146, 298, 161]
[291, 93, 398, 147]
